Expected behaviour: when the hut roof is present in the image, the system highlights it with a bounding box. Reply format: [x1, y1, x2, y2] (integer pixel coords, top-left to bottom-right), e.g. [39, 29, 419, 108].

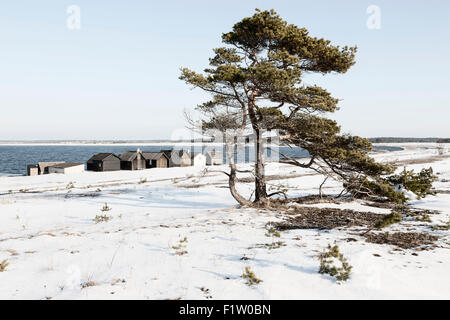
[88, 153, 120, 161]
[142, 152, 168, 161]
[119, 151, 141, 162]
[49, 163, 83, 169]
[163, 150, 190, 158]
[159, 149, 173, 158]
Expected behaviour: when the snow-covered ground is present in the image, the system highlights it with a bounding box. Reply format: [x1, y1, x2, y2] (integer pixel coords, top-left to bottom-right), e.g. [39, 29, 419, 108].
[0, 143, 449, 299]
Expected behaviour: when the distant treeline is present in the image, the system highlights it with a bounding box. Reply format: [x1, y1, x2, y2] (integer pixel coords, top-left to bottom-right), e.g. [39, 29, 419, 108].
[2, 137, 450, 145]
[369, 137, 450, 143]
[0, 139, 211, 144]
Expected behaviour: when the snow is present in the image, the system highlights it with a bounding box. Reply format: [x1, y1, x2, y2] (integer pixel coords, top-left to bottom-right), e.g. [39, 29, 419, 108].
[0, 143, 449, 299]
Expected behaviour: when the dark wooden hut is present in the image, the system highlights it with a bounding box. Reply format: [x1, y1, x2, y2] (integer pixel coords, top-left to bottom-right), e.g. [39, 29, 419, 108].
[119, 149, 146, 170]
[87, 153, 121, 172]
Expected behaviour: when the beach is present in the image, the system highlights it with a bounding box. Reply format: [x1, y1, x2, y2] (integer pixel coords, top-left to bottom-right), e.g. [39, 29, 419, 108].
[0, 143, 449, 299]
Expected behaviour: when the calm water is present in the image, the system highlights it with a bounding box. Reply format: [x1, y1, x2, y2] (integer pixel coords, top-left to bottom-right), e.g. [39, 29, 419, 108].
[0, 145, 402, 176]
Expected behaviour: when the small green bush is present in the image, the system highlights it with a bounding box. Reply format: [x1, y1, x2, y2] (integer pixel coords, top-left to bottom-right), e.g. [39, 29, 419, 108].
[264, 226, 285, 249]
[318, 245, 352, 283]
[101, 203, 112, 212]
[346, 167, 437, 204]
[242, 266, 262, 286]
[172, 237, 188, 255]
[93, 214, 112, 224]
[265, 226, 280, 238]
[387, 167, 437, 200]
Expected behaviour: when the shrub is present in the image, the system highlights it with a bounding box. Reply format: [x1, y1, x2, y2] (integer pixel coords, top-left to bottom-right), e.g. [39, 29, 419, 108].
[94, 203, 113, 223]
[242, 266, 262, 286]
[346, 167, 437, 204]
[345, 177, 406, 204]
[375, 211, 402, 229]
[66, 182, 75, 189]
[101, 203, 112, 212]
[172, 237, 188, 255]
[318, 245, 352, 283]
[139, 178, 147, 184]
[264, 241, 286, 249]
[387, 167, 437, 200]
[93, 214, 112, 224]
[265, 226, 280, 238]
[264, 225, 285, 249]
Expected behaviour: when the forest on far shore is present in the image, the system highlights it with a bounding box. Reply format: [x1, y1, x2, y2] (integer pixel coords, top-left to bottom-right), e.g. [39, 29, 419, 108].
[369, 138, 450, 143]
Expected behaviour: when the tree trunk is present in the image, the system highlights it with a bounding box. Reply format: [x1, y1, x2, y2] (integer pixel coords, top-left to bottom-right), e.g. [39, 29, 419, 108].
[247, 94, 267, 204]
[253, 128, 267, 202]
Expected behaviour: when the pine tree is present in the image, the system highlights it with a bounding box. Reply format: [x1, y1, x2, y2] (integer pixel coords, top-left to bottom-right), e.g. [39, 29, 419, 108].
[180, 9, 431, 205]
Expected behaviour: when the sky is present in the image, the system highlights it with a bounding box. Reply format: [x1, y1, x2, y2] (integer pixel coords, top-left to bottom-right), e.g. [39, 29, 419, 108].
[0, 0, 449, 140]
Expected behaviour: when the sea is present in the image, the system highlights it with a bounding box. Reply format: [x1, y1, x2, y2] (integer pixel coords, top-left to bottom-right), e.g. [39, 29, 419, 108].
[0, 144, 403, 176]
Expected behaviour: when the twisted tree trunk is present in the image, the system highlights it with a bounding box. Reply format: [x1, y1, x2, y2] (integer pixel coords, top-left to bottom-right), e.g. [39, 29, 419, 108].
[225, 138, 253, 206]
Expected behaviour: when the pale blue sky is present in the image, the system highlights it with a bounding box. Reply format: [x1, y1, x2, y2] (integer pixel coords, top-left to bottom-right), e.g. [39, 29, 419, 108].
[0, 0, 449, 140]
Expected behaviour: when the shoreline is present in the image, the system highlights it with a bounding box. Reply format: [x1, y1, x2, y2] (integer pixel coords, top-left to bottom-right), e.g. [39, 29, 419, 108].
[0, 142, 225, 147]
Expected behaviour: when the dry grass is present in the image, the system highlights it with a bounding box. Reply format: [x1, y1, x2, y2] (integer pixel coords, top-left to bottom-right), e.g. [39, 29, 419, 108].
[363, 232, 438, 249]
[38, 232, 56, 237]
[435, 190, 450, 194]
[0, 259, 9, 272]
[81, 280, 97, 289]
[264, 241, 286, 249]
[432, 219, 450, 231]
[273, 206, 384, 230]
[111, 278, 126, 286]
[7, 249, 19, 256]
